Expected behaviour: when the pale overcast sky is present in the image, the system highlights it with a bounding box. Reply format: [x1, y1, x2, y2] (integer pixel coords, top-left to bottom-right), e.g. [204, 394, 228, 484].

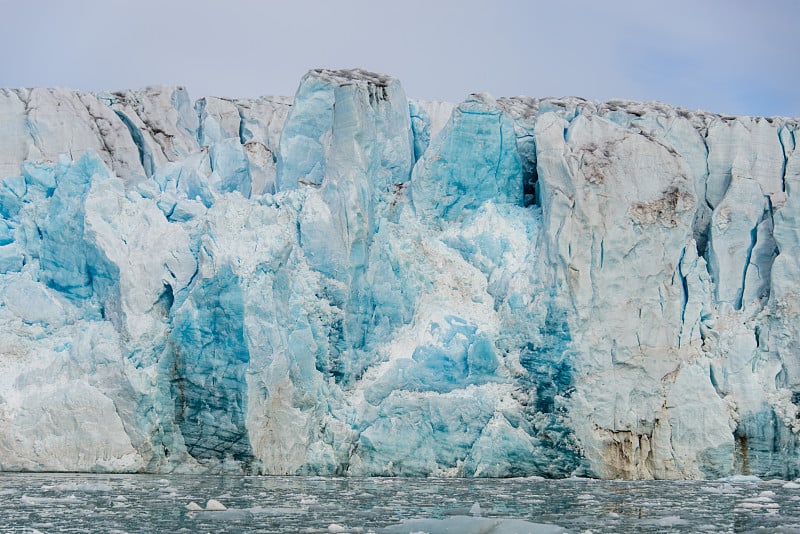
[0, 0, 798, 117]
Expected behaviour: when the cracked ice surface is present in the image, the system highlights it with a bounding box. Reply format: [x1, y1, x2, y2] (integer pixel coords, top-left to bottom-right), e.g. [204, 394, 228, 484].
[0, 69, 799, 478]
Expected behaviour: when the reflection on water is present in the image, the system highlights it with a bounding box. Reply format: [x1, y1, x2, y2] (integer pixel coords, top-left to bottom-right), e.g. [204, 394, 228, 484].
[0, 473, 799, 533]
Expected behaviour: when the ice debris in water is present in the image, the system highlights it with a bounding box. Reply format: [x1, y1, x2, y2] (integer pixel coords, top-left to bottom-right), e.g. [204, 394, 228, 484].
[721, 475, 763, 484]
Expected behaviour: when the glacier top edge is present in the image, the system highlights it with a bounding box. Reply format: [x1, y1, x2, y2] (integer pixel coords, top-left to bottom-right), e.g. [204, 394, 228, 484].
[1, 67, 798, 122]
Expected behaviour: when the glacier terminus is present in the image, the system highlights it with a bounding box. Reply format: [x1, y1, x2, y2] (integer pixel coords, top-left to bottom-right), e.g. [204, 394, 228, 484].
[0, 68, 799, 479]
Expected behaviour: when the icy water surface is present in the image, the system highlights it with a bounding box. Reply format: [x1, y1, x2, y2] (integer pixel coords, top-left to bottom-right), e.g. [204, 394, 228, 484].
[1, 473, 800, 533]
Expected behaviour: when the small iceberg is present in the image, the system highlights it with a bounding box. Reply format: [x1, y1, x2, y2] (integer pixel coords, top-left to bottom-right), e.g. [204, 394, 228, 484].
[205, 499, 227, 511]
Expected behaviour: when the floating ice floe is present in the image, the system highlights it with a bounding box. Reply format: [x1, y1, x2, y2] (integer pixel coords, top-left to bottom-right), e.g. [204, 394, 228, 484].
[379, 516, 568, 533]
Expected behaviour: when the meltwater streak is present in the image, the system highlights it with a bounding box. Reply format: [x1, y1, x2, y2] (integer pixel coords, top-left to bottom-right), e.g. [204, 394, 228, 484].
[1, 473, 799, 533]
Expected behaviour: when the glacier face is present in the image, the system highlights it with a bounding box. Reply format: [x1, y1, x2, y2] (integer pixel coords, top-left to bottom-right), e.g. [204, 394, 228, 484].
[0, 70, 799, 478]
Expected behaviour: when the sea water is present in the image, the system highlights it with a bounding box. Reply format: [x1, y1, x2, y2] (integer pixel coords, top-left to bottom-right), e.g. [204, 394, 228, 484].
[1, 473, 799, 533]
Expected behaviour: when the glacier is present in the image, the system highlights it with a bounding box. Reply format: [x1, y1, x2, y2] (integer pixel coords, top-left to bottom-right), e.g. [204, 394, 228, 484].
[0, 69, 798, 479]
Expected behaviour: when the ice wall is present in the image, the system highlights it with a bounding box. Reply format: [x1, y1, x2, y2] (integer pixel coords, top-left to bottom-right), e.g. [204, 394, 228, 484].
[0, 70, 798, 479]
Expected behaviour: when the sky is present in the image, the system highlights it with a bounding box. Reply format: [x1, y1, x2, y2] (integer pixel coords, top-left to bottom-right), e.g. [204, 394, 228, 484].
[0, 0, 798, 117]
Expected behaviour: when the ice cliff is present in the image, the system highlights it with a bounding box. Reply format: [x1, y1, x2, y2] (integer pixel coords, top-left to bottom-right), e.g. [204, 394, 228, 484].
[0, 69, 799, 479]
